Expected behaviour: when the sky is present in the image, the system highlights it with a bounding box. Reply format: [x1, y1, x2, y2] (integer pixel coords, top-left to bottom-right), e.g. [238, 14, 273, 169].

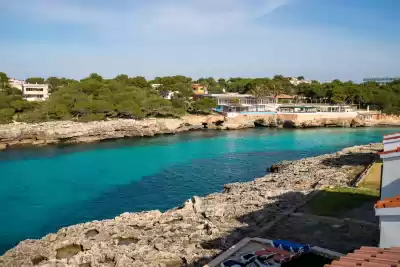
[1, 0, 399, 81]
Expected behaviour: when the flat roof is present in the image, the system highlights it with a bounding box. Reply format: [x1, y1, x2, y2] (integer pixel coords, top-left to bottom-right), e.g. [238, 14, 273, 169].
[279, 105, 316, 108]
[208, 94, 256, 98]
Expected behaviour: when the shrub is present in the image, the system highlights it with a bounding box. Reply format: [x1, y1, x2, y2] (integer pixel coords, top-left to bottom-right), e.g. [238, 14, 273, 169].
[0, 108, 15, 124]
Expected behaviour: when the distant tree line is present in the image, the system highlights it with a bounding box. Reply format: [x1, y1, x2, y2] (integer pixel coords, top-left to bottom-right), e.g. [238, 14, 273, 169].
[0, 71, 399, 124]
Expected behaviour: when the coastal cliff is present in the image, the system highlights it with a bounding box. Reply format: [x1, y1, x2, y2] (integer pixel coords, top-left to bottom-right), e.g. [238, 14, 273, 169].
[0, 143, 382, 267]
[0, 113, 372, 150]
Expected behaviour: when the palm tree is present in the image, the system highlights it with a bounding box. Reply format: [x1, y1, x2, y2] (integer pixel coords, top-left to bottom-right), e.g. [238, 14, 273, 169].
[250, 85, 267, 111]
[265, 82, 284, 104]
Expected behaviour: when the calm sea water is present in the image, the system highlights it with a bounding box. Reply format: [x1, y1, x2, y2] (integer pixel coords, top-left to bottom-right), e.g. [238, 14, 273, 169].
[0, 127, 398, 253]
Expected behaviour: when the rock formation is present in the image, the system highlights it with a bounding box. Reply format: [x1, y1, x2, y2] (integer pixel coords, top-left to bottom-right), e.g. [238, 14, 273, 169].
[0, 114, 372, 150]
[0, 143, 382, 267]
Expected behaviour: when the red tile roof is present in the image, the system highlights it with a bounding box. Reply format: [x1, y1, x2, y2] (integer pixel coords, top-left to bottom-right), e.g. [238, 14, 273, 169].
[325, 246, 400, 267]
[376, 196, 400, 209]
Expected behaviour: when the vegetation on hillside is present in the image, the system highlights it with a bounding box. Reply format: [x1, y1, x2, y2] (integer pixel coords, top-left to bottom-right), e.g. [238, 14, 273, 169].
[1, 71, 400, 124]
[0, 72, 217, 123]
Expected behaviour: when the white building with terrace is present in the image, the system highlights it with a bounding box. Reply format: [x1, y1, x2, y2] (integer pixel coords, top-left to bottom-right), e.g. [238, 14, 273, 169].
[206, 93, 276, 113]
[22, 83, 49, 101]
[9, 79, 49, 101]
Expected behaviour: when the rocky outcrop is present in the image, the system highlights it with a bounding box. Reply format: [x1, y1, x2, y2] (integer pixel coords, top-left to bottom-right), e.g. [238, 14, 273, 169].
[0, 115, 223, 150]
[0, 113, 371, 150]
[0, 143, 382, 267]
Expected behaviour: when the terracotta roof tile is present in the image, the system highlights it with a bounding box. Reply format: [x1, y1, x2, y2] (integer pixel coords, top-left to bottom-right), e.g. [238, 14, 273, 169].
[325, 247, 400, 267]
[376, 195, 400, 209]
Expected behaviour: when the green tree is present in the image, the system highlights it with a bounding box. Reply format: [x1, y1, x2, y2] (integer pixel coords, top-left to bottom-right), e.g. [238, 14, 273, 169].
[129, 76, 149, 88]
[191, 98, 217, 114]
[250, 84, 268, 111]
[218, 78, 227, 88]
[0, 72, 9, 89]
[25, 77, 45, 84]
[10, 100, 34, 112]
[114, 74, 129, 84]
[46, 77, 76, 92]
[208, 85, 224, 94]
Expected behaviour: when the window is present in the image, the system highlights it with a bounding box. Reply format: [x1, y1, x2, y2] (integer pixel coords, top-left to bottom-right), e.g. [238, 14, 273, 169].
[25, 88, 44, 92]
[24, 94, 44, 98]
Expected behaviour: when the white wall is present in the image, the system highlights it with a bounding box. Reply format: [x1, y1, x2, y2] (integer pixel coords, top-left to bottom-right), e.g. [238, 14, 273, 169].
[384, 139, 400, 152]
[376, 208, 400, 248]
[22, 84, 49, 101]
[381, 154, 400, 199]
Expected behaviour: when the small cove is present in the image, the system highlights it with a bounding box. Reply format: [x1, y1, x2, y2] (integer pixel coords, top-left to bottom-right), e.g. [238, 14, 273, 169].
[0, 127, 398, 254]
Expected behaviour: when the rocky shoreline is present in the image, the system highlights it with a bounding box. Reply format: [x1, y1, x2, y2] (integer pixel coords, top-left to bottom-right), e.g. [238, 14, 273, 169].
[0, 113, 385, 150]
[0, 143, 382, 267]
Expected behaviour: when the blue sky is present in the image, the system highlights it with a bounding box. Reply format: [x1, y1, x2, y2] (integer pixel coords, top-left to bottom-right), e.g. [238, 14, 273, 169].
[1, 0, 399, 81]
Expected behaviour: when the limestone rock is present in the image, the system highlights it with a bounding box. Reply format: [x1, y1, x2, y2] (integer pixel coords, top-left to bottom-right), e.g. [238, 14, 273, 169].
[0, 113, 375, 149]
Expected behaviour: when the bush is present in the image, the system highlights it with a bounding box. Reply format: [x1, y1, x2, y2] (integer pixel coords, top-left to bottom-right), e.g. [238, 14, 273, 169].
[0, 108, 15, 124]
[78, 113, 106, 122]
[17, 110, 47, 123]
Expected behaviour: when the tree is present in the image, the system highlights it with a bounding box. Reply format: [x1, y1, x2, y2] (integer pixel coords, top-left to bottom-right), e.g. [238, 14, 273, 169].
[218, 78, 227, 88]
[80, 73, 103, 82]
[297, 76, 305, 80]
[266, 82, 284, 98]
[114, 74, 129, 84]
[25, 77, 45, 84]
[273, 75, 285, 81]
[250, 85, 267, 111]
[46, 77, 65, 92]
[10, 100, 33, 112]
[0, 72, 9, 89]
[208, 85, 224, 94]
[129, 76, 150, 88]
[227, 78, 253, 93]
[191, 98, 217, 114]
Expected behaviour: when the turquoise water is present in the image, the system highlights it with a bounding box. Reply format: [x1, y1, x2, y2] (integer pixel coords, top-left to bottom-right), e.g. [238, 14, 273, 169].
[0, 127, 398, 253]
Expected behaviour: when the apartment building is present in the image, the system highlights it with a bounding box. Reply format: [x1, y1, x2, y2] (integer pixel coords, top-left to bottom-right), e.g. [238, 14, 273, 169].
[9, 79, 49, 101]
[22, 83, 49, 101]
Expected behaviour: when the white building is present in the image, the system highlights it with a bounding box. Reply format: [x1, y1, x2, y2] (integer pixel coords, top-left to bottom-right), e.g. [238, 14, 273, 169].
[163, 91, 180, 100]
[206, 93, 276, 113]
[22, 83, 49, 101]
[375, 133, 400, 248]
[151, 84, 162, 89]
[290, 77, 312, 86]
[379, 133, 400, 199]
[375, 198, 400, 248]
[9, 79, 49, 101]
[9, 78, 24, 90]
